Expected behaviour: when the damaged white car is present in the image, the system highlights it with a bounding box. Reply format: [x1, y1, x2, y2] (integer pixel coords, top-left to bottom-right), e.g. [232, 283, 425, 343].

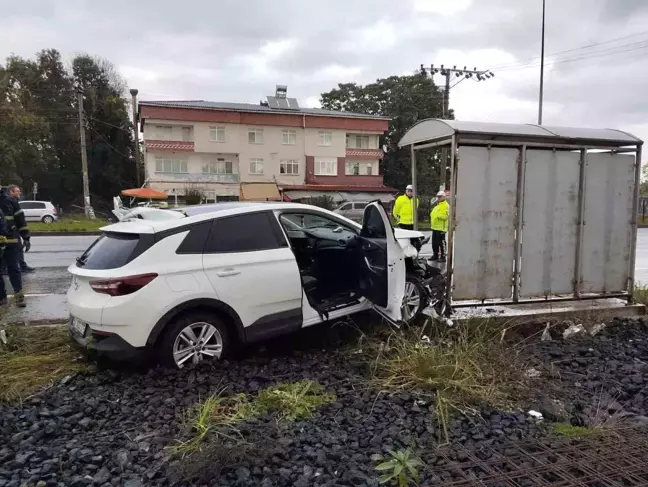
[69, 201, 446, 368]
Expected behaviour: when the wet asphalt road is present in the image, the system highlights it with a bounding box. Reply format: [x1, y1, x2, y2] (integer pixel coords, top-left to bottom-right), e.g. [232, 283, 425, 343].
[2, 230, 648, 324]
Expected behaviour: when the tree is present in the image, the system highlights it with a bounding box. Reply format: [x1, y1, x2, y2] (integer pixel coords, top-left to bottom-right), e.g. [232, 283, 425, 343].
[0, 49, 136, 210]
[320, 73, 450, 196]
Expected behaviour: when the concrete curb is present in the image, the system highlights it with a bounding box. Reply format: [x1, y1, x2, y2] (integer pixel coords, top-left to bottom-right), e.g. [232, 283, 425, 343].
[30, 231, 101, 237]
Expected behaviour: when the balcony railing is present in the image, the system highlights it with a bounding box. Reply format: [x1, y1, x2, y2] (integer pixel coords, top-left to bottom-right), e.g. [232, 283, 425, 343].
[153, 172, 240, 183]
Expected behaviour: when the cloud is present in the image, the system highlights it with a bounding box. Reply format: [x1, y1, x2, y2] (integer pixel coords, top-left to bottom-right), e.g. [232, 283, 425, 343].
[2, 0, 648, 142]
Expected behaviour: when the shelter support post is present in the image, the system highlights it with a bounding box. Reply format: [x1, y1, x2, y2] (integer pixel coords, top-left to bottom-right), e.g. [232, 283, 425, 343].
[628, 143, 643, 303]
[512, 145, 526, 302]
[411, 144, 418, 231]
[573, 149, 587, 299]
[445, 135, 457, 313]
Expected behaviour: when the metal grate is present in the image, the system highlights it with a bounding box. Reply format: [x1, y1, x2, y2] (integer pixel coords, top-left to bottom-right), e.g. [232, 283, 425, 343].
[427, 427, 648, 486]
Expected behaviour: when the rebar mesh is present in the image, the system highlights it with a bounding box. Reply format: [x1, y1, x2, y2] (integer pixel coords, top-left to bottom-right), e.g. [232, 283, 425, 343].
[427, 427, 648, 486]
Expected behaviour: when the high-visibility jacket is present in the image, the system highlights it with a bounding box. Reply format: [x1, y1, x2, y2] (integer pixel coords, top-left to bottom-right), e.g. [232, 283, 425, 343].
[392, 194, 419, 225]
[0, 190, 29, 244]
[430, 200, 449, 232]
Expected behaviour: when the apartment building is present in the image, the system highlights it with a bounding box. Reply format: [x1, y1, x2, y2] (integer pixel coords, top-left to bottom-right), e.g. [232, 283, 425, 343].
[138, 86, 394, 203]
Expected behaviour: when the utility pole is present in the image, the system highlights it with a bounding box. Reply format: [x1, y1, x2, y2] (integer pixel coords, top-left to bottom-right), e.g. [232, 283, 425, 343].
[421, 65, 494, 190]
[77, 90, 95, 219]
[538, 0, 546, 125]
[130, 88, 141, 187]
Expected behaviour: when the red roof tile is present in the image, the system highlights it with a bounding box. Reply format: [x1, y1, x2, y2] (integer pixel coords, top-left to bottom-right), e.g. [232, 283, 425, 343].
[145, 140, 195, 152]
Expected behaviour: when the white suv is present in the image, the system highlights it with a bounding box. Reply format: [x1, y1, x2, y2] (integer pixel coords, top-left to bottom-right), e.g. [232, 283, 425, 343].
[67, 201, 407, 368]
[19, 200, 58, 223]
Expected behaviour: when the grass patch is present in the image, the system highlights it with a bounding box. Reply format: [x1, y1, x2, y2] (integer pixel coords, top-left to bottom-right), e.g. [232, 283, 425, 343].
[633, 283, 648, 306]
[552, 423, 597, 438]
[0, 325, 87, 403]
[173, 380, 335, 456]
[366, 320, 528, 442]
[29, 217, 108, 232]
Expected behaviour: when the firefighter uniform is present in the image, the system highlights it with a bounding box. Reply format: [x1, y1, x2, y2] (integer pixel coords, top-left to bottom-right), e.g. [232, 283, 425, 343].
[0, 188, 29, 307]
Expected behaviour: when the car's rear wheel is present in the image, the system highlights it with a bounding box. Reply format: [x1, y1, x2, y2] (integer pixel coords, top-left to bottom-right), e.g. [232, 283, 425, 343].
[42, 215, 54, 224]
[160, 312, 230, 368]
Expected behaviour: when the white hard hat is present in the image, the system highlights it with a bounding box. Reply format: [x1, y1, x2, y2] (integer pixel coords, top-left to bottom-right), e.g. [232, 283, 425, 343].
[436, 190, 446, 197]
[405, 185, 413, 191]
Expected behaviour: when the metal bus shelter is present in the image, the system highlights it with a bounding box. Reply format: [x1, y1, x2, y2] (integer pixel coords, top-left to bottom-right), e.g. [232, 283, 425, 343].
[398, 119, 643, 309]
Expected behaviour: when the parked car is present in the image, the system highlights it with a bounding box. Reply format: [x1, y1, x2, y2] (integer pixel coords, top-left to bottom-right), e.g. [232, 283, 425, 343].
[19, 200, 58, 223]
[333, 201, 370, 220]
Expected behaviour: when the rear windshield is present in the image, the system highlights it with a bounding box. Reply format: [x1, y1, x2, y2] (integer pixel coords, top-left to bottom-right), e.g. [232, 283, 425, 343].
[77, 233, 141, 270]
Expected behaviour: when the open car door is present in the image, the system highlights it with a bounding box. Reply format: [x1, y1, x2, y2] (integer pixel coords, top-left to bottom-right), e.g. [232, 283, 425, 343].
[357, 201, 406, 325]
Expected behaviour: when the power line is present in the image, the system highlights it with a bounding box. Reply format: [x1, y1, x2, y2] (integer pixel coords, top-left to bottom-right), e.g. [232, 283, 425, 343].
[489, 30, 648, 70]
[89, 126, 132, 161]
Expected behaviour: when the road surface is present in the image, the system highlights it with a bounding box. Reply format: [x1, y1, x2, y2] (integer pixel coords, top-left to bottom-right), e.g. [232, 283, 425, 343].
[2, 230, 648, 324]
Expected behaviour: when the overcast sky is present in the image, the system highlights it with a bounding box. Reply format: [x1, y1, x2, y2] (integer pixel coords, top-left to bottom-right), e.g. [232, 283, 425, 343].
[2, 0, 648, 144]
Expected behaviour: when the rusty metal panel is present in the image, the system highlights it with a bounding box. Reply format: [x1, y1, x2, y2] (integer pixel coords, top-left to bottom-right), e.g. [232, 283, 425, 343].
[453, 146, 518, 300]
[581, 152, 635, 293]
[519, 150, 580, 297]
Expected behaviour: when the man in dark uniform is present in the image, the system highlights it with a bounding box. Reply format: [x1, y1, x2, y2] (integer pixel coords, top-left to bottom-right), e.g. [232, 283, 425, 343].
[0, 184, 34, 275]
[0, 186, 30, 308]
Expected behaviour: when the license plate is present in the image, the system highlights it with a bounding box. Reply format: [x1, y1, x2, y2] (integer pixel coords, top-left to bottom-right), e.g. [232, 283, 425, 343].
[71, 317, 87, 336]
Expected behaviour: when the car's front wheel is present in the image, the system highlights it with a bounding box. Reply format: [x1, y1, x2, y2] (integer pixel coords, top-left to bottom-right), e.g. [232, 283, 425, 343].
[160, 312, 230, 368]
[401, 276, 428, 324]
[42, 215, 54, 224]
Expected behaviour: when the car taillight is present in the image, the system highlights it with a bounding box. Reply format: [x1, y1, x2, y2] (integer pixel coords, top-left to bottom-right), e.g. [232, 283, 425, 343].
[90, 273, 158, 296]
[52, 208, 57, 214]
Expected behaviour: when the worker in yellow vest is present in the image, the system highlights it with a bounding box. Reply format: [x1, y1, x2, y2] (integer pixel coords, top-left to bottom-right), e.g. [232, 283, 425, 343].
[430, 190, 449, 262]
[392, 184, 419, 230]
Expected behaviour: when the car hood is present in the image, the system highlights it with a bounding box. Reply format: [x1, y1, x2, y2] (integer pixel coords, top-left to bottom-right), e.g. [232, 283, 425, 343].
[394, 228, 426, 239]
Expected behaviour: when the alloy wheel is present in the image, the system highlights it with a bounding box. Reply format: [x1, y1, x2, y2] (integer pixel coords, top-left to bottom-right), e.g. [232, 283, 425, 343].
[401, 280, 421, 322]
[172, 321, 223, 368]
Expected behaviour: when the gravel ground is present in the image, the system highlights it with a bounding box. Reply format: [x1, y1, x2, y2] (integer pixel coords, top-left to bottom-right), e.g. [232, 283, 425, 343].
[2, 317, 648, 487]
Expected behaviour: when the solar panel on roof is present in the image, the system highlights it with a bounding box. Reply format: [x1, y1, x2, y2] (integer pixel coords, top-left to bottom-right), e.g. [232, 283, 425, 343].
[266, 96, 280, 108]
[276, 97, 289, 109]
[287, 98, 300, 109]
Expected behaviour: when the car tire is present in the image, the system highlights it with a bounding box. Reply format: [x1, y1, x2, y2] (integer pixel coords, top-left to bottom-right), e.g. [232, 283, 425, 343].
[159, 312, 230, 369]
[402, 275, 428, 324]
[42, 215, 54, 224]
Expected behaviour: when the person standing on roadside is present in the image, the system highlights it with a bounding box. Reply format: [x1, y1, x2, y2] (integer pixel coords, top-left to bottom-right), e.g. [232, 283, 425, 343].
[0, 186, 30, 308]
[430, 190, 449, 262]
[392, 184, 419, 230]
[6, 185, 34, 273]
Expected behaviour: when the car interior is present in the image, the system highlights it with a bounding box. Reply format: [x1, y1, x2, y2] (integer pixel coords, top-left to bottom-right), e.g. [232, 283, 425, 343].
[278, 212, 367, 318]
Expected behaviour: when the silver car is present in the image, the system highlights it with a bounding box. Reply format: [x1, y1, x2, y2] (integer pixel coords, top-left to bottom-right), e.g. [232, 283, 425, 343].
[333, 201, 370, 221]
[19, 200, 59, 223]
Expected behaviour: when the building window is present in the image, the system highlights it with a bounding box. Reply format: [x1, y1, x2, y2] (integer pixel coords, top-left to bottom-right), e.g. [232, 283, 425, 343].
[209, 126, 225, 142]
[181, 126, 192, 142]
[280, 160, 299, 175]
[315, 157, 337, 176]
[282, 129, 297, 145]
[155, 155, 188, 173]
[346, 161, 360, 175]
[318, 131, 332, 146]
[155, 125, 173, 140]
[250, 158, 264, 175]
[202, 159, 233, 174]
[366, 163, 373, 175]
[346, 134, 370, 149]
[248, 128, 264, 144]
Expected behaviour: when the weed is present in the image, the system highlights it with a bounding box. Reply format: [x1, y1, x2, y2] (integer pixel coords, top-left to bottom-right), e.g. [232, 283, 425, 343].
[255, 380, 336, 421]
[552, 423, 596, 438]
[366, 319, 528, 443]
[375, 449, 423, 487]
[172, 392, 254, 456]
[172, 380, 334, 456]
[0, 325, 87, 404]
[633, 283, 648, 306]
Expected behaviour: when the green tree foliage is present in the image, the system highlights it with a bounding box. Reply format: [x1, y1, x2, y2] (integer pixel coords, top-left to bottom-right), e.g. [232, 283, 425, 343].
[320, 73, 450, 201]
[0, 49, 137, 210]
